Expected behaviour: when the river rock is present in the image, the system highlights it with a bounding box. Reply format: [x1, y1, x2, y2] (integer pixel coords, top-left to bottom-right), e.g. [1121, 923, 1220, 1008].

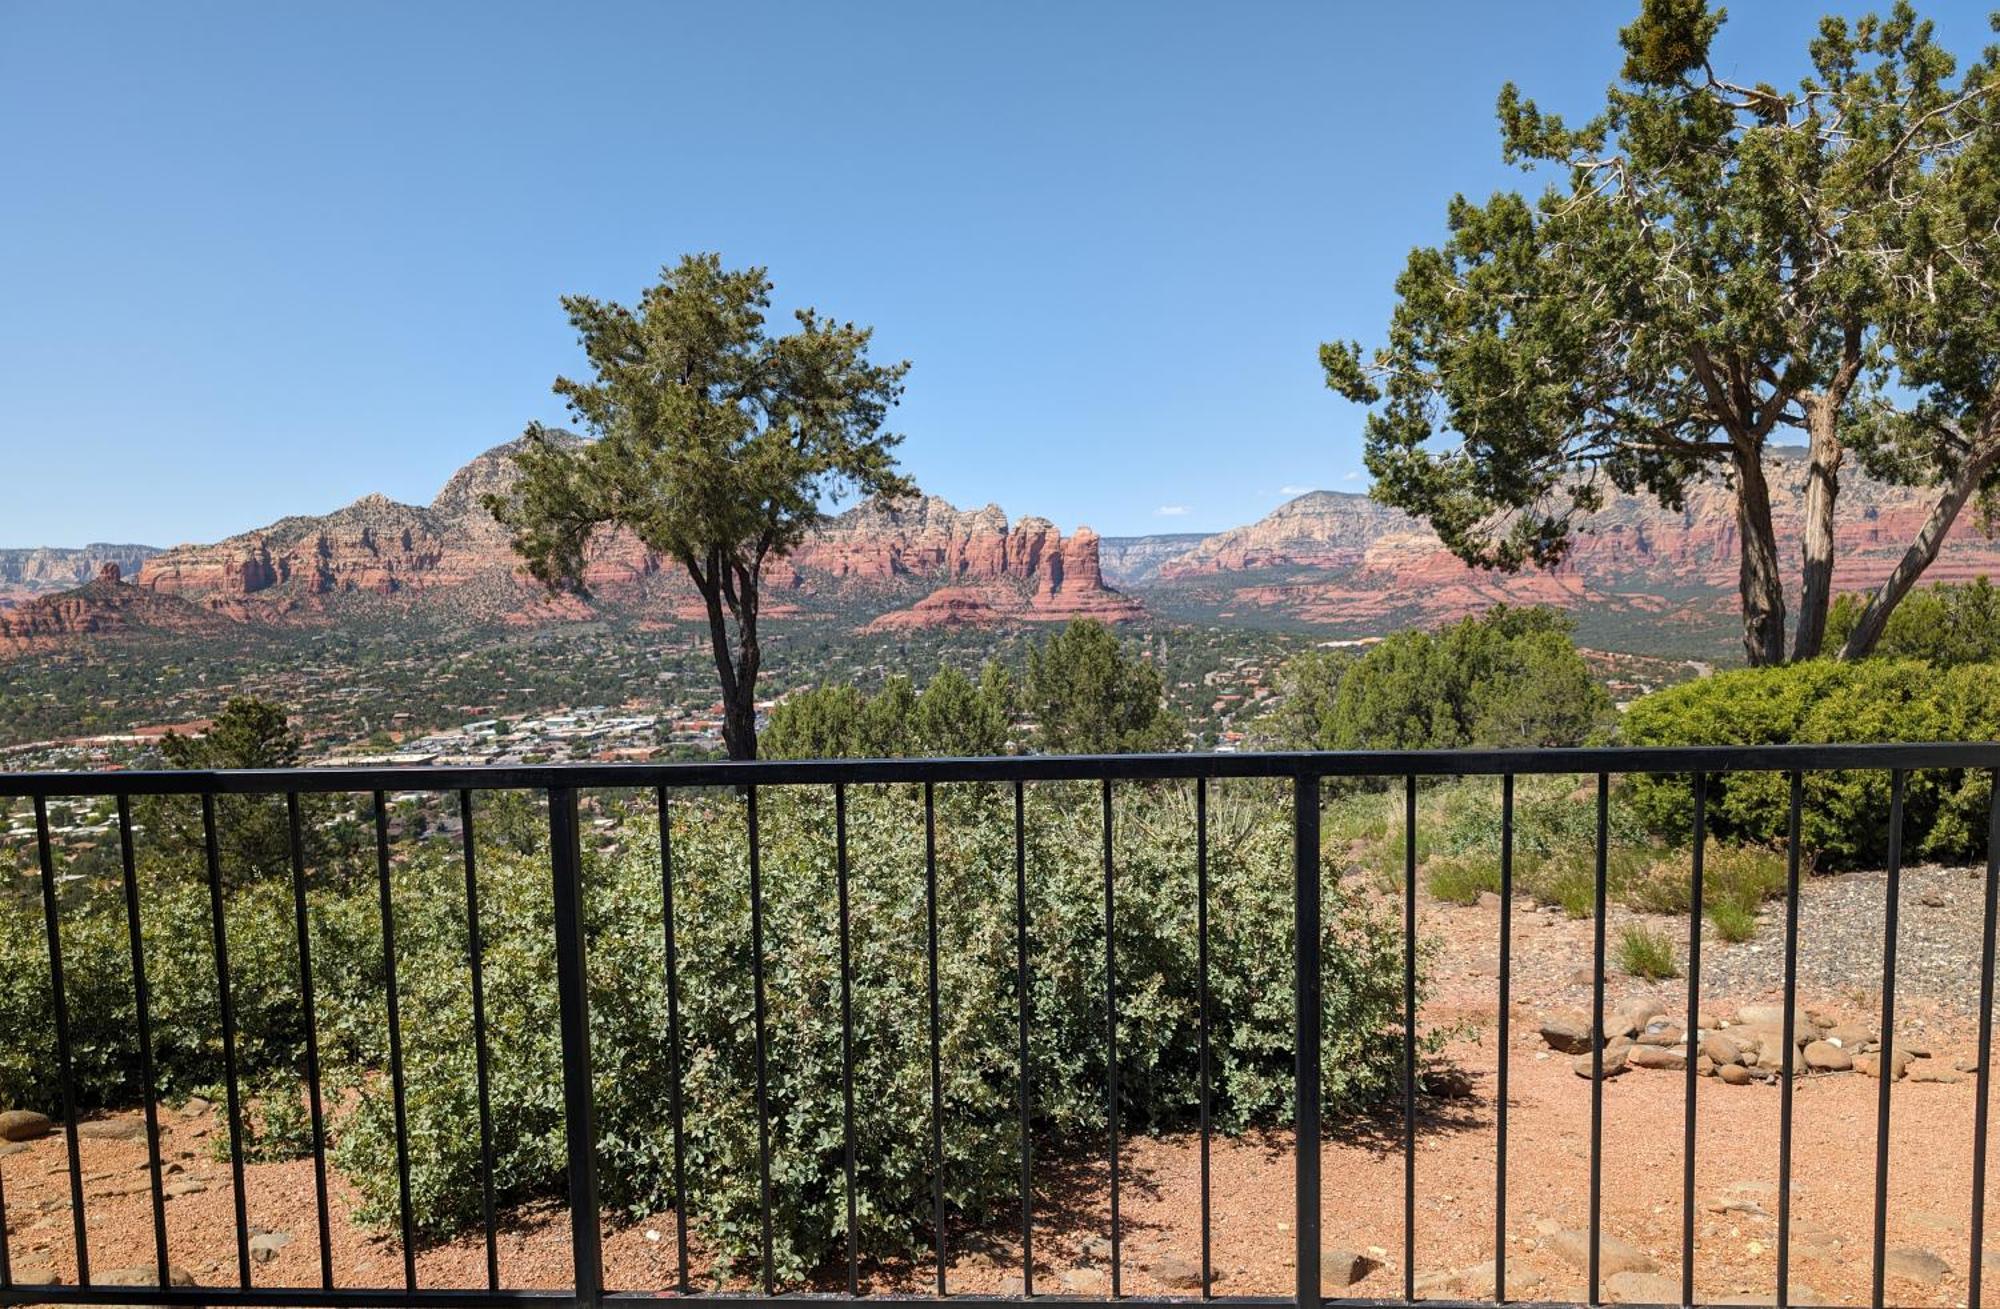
[1547, 1229, 1658, 1277]
[1321, 1247, 1368, 1289]
[1542, 1012, 1594, 1055]
[1803, 1041, 1852, 1072]
[1884, 1246, 1950, 1286]
[0, 1109, 53, 1141]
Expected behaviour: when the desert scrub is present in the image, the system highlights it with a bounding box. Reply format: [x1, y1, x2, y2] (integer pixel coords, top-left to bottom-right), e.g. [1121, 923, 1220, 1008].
[1425, 853, 1501, 906]
[1706, 898, 1759, 943]
[326, 779, 1435, 1282]
[1617, 923, 1677, 980]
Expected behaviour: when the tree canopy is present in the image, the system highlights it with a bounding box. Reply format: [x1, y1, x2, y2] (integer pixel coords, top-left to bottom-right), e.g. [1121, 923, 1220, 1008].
[1324, 0, 1997, 666]
[487, 254, 912, 758]
[1024, 620, 1182, 755]
[1270, 607, 1612, 752]
[762, 663, 1016, 760]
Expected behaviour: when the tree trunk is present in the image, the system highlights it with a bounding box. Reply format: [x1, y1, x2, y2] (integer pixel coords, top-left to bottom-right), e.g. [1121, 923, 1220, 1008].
[1733, 441, 1788, 666]
[1838, 445, 2000, 661]
[690, 555, 760, 761]
[1792, 394, 1842, 660]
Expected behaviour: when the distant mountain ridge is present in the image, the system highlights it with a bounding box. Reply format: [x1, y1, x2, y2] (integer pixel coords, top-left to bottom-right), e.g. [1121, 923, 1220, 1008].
[7, 441, 2000, 657]
[0, 544, 160, 605]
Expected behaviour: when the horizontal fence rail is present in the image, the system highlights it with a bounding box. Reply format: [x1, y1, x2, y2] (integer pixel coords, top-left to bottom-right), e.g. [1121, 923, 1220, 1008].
[0, 743, 1997, 1309]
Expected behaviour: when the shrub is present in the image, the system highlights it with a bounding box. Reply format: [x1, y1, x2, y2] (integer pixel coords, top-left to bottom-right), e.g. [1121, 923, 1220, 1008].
[1289, 606, 1613, 752]
[1617, 924, 1677, 980]
[1706, 898, 1759, 943]
[0, 782, 1426, 1284]
[1425, 854, 1501, 905]
[1623, 659, 2000, 867]
[1827, 576, 2000, 667]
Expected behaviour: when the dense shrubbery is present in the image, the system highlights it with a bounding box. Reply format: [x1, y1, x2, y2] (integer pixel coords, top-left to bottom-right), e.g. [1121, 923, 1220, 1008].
[763, 620, 1182, 759]
[1622, 659, 2000, 866]
[1268, 606, 1613, 752]
[1827, 577, 2000, 669]
[763, 663, 1016, 759]
[1, 782, 1424, 1282]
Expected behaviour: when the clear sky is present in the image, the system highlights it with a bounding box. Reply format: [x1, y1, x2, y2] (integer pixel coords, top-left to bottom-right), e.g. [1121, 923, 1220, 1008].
[5, 1, 1991, 548]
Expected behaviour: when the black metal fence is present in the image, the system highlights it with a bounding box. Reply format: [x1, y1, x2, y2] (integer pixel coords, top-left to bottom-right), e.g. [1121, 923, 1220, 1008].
[1, 743, 1998, 1309]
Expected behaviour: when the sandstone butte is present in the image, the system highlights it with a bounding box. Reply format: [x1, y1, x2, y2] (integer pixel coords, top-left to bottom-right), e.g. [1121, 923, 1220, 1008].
[0, 563, 226, 654]
[10, 440, 2000, 650]
[1113, 447, 2000, 630]
[77, 437, 1144, 635]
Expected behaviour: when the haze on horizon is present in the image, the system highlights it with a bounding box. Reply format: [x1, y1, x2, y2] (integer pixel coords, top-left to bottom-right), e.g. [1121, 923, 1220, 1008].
[6, 1, 1989, 549]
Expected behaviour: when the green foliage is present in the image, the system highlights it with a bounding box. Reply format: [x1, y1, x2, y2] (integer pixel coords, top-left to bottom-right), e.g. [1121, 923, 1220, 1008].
[1706, 899, 1759, 943]
[1262, 649, 1353, 750]
[1324, 0, 1990, 664]
[1623, 659, 2000, 866]
[1828, 577, 2000, 668]
[1424, 854, 1501, 906]
[763, 663, 1014, 759]
[146, 699, 360, 885]
[1, 785, 1429, 1285]
[486, 254, 914, 758]
[1617, 923, 1678, 980]
[1024, 621, 1182, 754]
[1290, 607, 1610, 752]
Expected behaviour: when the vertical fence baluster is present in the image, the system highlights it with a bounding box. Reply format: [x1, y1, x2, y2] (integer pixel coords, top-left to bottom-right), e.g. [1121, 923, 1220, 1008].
[286, 794, 333, 1289]
[372, 792, 417, 1291]
[202, 792, 252, 1287]
[1103, 777, 1123, 1298]
[1683, 775, 1707, 1308]
[0, 1111, 8, 1287]
[34, 797, 89, 1288]
[837, 783, 859, 1297]
[1970, 776, 2000, 1309]
[1494, 775, 1514, 1305]
[1404, 775, 1424, 1301]
[1295, 772, 1322, 1309]
[1870, 771, 1907, 1309]
[1015, 780, 1036, 1298]
[1589, 773, 1608, 1307]
[1778, 773, 1803, 1309]
[116, 795, 170, 1285]
[1198, 776, 1213, 1301]
[459, 791, 500, 1292]
[924, 782, 947, 1296]
[549, 785, 603, 1309]
[748, 785, 776, 1296]
[656, 787, 690, 1293]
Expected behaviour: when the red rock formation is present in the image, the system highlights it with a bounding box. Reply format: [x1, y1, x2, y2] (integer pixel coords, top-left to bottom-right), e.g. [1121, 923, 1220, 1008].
[123, 438, 1145, 633]
[1144, 452, 2000, 631]
[0, 571, 229, 654]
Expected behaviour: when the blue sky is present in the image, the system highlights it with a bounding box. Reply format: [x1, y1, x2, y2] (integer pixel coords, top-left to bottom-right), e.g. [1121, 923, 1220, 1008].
[5, 2, 1990, 548]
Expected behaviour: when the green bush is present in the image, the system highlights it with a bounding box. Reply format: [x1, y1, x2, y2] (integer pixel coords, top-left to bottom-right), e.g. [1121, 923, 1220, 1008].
[1707, 899, 1759, 943]
[1617, 924, 1677, 980]
[4, 782, 1434, 1285]
[1425, 853, 1501, 905]
[1827, 576, 2000, 667]
[1282, 606, 1613, 752]
[1623, 660, 2000, 867]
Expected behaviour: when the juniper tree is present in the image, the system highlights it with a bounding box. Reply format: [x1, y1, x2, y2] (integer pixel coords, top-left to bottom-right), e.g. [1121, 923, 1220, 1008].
[487, 255, 913, 759]
[1323, 0, 1977, 665]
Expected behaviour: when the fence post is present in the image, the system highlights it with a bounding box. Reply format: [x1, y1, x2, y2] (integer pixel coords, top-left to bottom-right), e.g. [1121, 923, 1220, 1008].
[1295, 772, 1322, 1309]
[549, 786, 605, 1309]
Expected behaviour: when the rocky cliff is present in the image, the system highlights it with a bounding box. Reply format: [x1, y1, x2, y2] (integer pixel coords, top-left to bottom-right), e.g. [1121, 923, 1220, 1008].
[1138, 450, 2000, 630]
[0, 544, 160, 605]
[126, 438, 1143, 631]
[0, 564, 227, 653]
